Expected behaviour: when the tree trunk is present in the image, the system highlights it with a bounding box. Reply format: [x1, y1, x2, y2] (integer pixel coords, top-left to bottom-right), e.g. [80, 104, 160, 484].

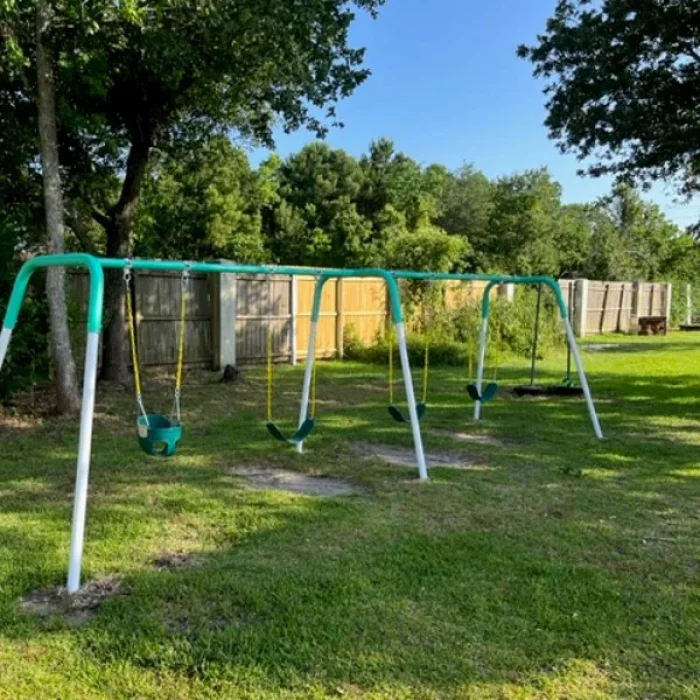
[100, 140, 152, 383]
[36, 0, 80, 415]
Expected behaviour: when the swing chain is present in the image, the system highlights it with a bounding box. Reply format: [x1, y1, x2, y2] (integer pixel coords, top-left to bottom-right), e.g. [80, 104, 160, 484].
[124, 260, 149, 426]
[172, 264, 190, 424]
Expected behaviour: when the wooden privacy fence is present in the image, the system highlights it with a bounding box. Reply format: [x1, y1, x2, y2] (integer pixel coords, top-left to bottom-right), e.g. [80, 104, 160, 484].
[572, 279, 671, 336]
[69, 271, 674, 368]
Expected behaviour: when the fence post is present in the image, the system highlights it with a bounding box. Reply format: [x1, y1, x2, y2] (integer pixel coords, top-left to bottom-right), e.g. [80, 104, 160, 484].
[290, 275, 298, 366]
[573, 279, 589, 337]
[213, 270, 237, 370]
[688, 283, 693, 325]
[498, 283, 515, 302]
[631, 281, 643, 331]
[665, 282, 673, 327]
[336, 278, 344, 359]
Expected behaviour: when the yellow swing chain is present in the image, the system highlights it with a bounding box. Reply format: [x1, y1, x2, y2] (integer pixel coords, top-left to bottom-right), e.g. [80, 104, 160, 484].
[173, 267, 189, 424]
[124, 265, 148, 424]
[421, 284, 433, 405]
[388, 326, 394, 405]
[422, 336, 429, 404]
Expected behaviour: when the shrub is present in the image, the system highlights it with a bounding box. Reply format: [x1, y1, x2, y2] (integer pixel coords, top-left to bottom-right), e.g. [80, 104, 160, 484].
[0, 272, 50, 401]
[343, 285, 565, 370]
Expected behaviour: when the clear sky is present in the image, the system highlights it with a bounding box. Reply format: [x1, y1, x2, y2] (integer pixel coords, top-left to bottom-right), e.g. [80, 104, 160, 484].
[250, 0, 699, 228]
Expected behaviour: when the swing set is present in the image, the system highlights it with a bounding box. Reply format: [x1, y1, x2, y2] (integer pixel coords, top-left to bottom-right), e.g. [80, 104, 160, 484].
[0, 254, 603, 593]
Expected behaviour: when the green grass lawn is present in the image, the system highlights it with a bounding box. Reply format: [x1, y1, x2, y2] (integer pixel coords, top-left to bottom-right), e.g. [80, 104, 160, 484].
[1, 332, 699, 699]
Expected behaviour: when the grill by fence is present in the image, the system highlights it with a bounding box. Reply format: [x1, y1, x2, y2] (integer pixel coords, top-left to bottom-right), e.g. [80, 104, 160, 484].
[69, 270, 674, 368]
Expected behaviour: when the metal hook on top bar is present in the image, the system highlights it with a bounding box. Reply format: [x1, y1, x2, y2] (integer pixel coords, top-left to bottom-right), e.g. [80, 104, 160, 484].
[181, 261, 191, 290]
[123, 259, 133, 283]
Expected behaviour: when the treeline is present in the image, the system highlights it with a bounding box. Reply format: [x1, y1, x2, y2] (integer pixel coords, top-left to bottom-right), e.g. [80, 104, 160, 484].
[127, 136, 700, 282]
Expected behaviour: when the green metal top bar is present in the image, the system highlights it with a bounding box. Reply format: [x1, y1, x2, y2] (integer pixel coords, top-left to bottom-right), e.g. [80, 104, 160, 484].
[100, 257, 333, 276]
[1, 254, 567, 333]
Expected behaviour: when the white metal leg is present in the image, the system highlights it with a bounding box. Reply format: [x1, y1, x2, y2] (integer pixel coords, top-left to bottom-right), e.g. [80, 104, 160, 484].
[296, 319, 318, 454]
[0, 327, 12, 372]
[564, 319, 604, 440]
[395, 323, 429, 481]
[290, 276, 298, 367]
[473, 318, 489, 421]
[67, 331, 100, 593]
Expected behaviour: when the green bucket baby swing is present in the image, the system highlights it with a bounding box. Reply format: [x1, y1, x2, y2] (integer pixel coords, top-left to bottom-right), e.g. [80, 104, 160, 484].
[124, 263, 188, 457]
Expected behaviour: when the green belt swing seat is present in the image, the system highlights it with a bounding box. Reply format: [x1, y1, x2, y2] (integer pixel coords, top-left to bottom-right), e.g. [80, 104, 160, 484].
[466, 337, 498, 403]
[125, 264, 188, 457]
[265, 326, 317, 445]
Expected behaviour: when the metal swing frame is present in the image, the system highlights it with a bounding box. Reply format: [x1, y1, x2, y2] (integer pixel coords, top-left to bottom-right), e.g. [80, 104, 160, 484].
[0, 255, 603, 594]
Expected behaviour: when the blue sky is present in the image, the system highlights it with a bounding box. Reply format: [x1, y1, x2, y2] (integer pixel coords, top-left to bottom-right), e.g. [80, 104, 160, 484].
[250, 0, 699, 227]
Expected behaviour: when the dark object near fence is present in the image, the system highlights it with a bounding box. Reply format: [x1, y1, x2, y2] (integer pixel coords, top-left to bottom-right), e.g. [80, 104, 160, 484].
[638, 316, 667, 335]
[220, 364, 240, 383]
[680, 324, 700, 332]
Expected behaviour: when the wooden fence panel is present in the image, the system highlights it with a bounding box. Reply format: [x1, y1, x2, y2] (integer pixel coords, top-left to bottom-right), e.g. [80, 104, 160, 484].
[638, 283, 667, 317]
[443, 280, 489, 308]
[235, 274, 291, 361]
[136, 271, 211, 367]
[586, 281, 635, 334]
[297, 276, 338, 358]
[558, 280, 576, 318]
[68, 270, 675, 361]
[342, 279, 387, 344]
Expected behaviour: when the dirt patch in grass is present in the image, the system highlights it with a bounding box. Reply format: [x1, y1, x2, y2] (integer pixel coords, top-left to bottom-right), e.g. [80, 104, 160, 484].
[228, 466, 363, 497]
[428, 429, 509, 447]
[353, 383, 385, 393]
[354, 443, 476, 470]
[153, 552, 204, 572]
[584, 343, 618, 352]
[19, 576, 129, 626]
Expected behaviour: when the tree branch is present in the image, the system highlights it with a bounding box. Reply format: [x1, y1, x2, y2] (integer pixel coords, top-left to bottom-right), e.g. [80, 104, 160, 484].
[65, 209, 98, 254]
[92, 208, 111, 230]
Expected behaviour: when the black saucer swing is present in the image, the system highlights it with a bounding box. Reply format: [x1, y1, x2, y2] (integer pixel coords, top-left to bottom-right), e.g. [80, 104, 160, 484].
[512, 283, 583, 398]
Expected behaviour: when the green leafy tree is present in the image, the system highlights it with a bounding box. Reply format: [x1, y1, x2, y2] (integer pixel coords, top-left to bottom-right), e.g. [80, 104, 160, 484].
[358, 139, 445, 231]
[590, 183, 688, 281]
[483, 169, 562, 275]
[136, 137, 266, 262]
[268, 142, 376, 266]
[384, 226, 467, 273]
[556, 204, 596, 278]
[435, 164, 493, 270]
[0, 0, 385, 381]
[0, 0, 83, 411]
[519, 1, 700, 199]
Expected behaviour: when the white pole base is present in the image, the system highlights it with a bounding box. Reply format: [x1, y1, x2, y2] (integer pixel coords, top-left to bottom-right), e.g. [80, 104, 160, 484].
[0, 327, 12, 372]
[67, 331, 100, 593]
